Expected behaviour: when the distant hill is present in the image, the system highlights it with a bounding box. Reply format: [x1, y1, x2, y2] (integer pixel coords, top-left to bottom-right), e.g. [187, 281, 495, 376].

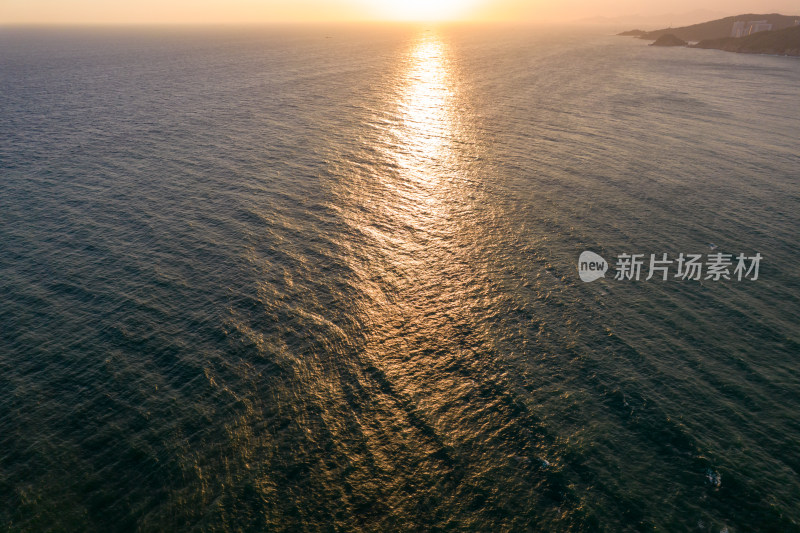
[619, 14, 800, 42]
[691, 25, 800, 56]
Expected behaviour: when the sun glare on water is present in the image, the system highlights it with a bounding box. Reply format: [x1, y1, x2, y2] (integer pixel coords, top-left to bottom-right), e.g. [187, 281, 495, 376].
[367, 0, 479, 21]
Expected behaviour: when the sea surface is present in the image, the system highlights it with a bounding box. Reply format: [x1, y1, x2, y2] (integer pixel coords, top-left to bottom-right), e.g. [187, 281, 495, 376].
[1, 25, 799, 532]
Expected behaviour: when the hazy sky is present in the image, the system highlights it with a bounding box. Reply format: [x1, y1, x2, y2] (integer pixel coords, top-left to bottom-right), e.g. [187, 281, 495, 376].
[1, 0, 798, 25]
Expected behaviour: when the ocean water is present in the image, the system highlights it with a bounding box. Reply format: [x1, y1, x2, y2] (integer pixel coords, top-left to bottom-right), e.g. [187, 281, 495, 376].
[1, 25, 799, 532]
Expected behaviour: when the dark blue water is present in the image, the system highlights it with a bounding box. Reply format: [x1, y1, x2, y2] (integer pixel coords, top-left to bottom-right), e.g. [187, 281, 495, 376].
[1, 25, 799, 531]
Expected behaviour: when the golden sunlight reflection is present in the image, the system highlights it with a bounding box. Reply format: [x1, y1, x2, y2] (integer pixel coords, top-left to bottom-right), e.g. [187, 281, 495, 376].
[330, 29, 483, 265]
[321, 29, 492, 444]
[400, 35, 454, 163]
[330, 29, 495, 441]
[388, 32, 460, 212]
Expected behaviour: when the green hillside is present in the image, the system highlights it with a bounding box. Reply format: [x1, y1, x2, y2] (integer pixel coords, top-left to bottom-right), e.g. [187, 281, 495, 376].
[691, 25, 800, 56]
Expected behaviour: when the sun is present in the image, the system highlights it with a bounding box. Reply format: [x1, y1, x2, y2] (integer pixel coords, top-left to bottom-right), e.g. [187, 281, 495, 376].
[367, 0, 479, 21]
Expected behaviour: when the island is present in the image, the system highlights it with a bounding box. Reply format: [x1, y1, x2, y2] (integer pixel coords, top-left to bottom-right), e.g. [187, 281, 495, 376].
[650, 34, 688, 47]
